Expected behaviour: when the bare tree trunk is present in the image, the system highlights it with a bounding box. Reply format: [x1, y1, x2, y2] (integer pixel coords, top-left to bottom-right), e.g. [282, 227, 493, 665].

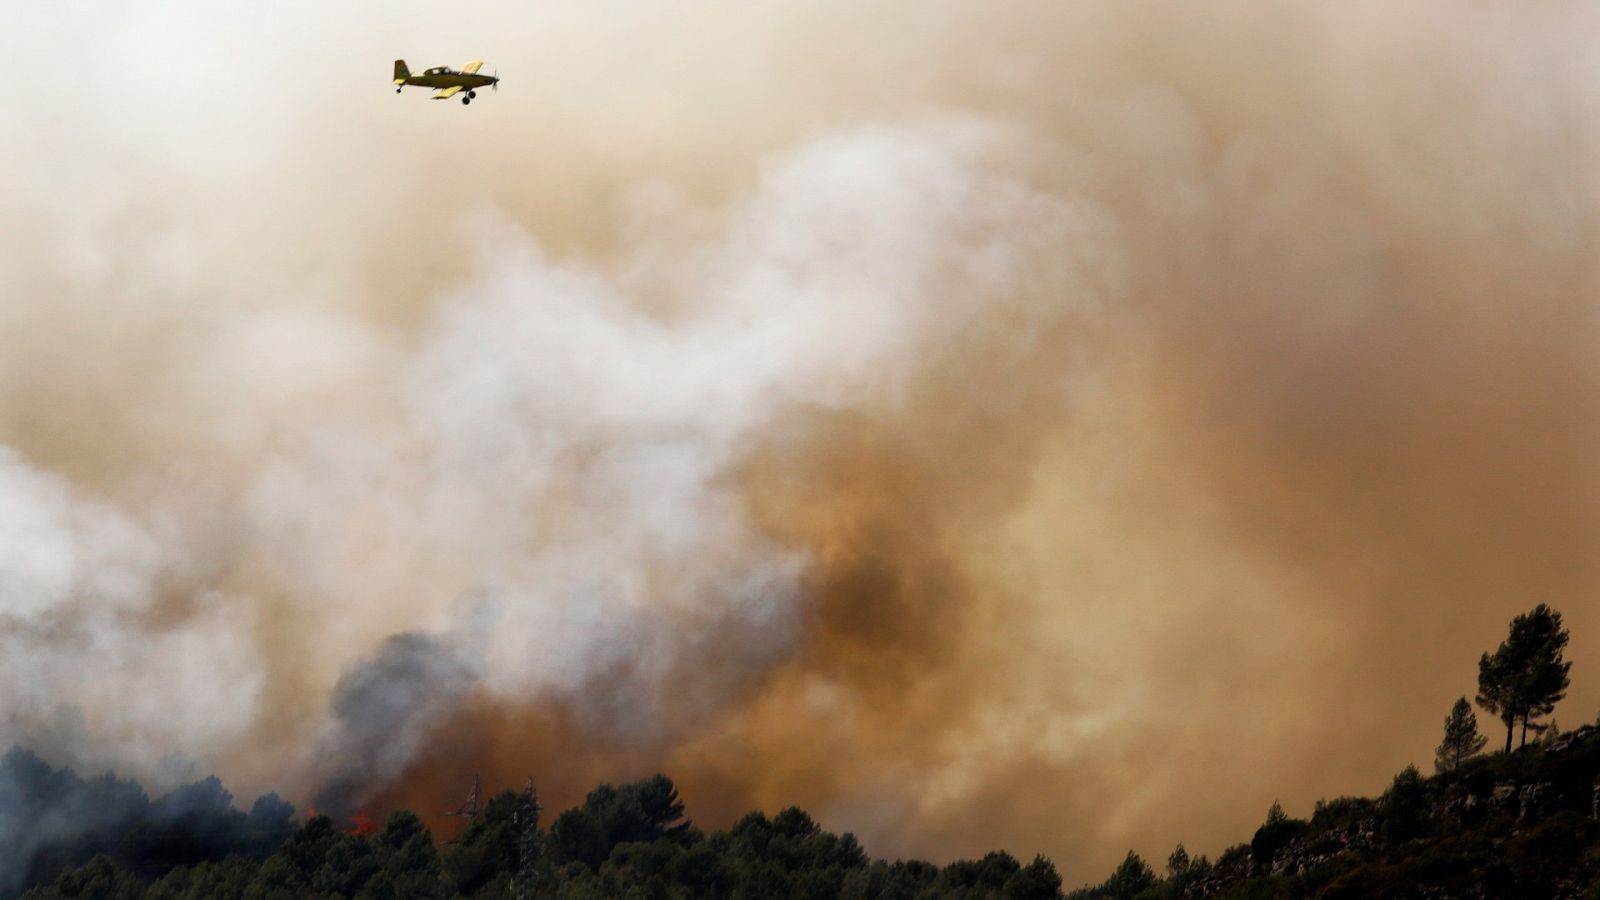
[1505, 718, 1514, 754]
[1520, 716, 1528, 749]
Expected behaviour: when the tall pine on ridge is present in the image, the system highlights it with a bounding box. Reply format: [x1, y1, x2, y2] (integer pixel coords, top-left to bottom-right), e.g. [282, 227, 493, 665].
[1476, 604, 1572, 752]
[1435, 696, 1487, 772]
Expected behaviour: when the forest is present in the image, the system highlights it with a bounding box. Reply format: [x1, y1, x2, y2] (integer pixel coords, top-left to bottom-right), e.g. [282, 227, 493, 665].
[10, 604, 1600, 899]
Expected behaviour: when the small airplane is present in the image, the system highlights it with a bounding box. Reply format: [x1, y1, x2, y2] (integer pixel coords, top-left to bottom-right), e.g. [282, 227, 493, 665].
[393, 60, 499, 105]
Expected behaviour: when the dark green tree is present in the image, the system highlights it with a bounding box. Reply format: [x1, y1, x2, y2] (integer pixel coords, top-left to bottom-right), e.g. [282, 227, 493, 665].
[1163, 843, 1209, 896]
[938, 851, 1021, 892]
[1094, 851, 1156, 899]
[559, 774, 693, 866]
[1434, 696, 1488, 773]
[1379, 765, 1430, 849]
[371, 810, 443, 894]
[146, 855, 261, 900]
[1165, 844, 1191, 880]
[549, 807, 608, 871]
[632, 774, 690, 842]
[444, 789, 524, 895]
[23, 855, 142, 900]
[1250, 801, 1308, 866]
[1004, 855, 1063, 899]
[1476, 604, 1572, 752]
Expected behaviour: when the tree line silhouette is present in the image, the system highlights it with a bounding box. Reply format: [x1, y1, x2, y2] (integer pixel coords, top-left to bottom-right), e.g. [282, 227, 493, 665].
[9, 603, 1595, 898]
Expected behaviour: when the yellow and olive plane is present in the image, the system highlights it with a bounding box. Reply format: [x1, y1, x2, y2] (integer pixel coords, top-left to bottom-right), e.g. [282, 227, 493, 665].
[393, 60, 499, 105]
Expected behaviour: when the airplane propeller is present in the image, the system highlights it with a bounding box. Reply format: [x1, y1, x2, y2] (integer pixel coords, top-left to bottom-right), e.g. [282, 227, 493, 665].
[492, 69, 499, 92]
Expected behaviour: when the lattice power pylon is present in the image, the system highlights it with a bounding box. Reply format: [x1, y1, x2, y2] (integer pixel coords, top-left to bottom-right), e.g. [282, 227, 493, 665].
[513, 777, 542, 900]
[444, 774, 482, 845]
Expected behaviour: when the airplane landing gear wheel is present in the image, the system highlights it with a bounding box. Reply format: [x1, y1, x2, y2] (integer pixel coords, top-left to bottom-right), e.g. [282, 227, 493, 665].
[467, 90, 476, 99]
[462, 96, 471, 105]
[396, 87, 402, 93]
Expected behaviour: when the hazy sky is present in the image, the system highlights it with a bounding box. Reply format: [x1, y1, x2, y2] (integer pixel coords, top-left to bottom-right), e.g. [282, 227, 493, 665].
[1, 1, 1597, 885]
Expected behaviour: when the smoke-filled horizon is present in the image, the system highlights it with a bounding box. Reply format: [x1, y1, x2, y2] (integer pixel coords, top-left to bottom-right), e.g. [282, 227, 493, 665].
[2, 0, 1597, 881]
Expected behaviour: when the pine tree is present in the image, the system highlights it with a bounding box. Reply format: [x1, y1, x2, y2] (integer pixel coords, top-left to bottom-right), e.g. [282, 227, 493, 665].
[1476, 604, 1572, 752]
[1165, 842, 1209, 894]
[1434, 697, 1487, 772]
[1521, 612, 1572, 747]
[1100, 851, 1156, 899]
[1166, 844, 1191, 880]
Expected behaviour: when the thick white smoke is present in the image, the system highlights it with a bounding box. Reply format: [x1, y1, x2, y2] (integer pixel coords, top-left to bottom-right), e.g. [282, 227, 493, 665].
[0, 449, 262, 778]
[0, 113, 1085, 804]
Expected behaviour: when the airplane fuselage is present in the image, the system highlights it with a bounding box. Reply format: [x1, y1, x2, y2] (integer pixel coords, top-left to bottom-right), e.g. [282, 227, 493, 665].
[400, 72, 497, 90]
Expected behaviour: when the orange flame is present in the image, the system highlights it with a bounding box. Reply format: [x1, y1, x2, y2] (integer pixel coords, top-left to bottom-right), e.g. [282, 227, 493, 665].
[346, 810, 378, 836]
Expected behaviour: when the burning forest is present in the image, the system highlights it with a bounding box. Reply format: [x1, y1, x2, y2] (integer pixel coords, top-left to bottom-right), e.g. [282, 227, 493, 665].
[2, 0, 1599, 897]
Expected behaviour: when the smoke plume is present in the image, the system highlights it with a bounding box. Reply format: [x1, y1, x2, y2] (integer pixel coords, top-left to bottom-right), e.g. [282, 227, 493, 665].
[1, 0, 1597, 880]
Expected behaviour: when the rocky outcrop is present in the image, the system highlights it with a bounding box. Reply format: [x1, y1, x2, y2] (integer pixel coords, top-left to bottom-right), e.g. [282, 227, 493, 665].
[1491, 781, 1517, 809]
[1518, 782, 1556, 821]
[1264, 821, 1377, 879]
[1180, 818, 1378, 897]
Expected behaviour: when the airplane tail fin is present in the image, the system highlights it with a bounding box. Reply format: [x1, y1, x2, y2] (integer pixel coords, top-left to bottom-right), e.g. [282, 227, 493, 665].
[393, 60, 410, 83]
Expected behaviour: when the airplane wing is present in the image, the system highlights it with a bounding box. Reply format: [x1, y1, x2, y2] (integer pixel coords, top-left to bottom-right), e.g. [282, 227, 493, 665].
[432, 86, 464, 99]
[460, 61, 484, 75]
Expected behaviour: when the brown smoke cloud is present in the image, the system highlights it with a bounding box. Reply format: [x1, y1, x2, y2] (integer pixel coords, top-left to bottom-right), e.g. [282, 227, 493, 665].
[1, 0, 1597, 884]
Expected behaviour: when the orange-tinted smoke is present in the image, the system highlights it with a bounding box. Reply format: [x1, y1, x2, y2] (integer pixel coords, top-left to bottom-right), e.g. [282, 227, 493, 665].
[2, 0, 1598, 886]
